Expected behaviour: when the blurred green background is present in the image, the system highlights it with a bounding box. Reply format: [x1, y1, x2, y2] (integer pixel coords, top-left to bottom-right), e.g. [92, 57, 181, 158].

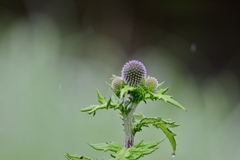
[0, 0, 240, 159]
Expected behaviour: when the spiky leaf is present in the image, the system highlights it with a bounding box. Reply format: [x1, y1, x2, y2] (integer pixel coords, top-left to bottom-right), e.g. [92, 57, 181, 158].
[149, 91, 187, 111]
[156, 123, 177, 156]
[114, 141, 163, 159]
[89, 141, 122, 153]
[65, 153, 91, 160]
[120, 85, 135, 99]
[81, 91, 121, 115]
[89, 141, 162, 160]
[133, 117, 179, 155]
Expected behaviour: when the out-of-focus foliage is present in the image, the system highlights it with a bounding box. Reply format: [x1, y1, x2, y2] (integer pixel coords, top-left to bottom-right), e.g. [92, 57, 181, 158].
[0, 15, 240, 160]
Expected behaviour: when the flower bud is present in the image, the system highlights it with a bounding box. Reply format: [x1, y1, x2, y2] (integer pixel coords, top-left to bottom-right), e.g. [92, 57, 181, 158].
[121, 60, 147, 87]
[111, 76, 123, 91]
[145, 76, 158, 91]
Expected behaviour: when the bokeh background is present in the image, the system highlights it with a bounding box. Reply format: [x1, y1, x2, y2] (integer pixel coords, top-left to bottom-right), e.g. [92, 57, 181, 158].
[0, 0, 240, 159]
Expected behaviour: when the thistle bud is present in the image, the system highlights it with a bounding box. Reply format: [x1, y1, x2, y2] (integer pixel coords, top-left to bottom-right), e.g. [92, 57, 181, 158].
[145, 76, 158, 91]
[111, 76, 123, 91]
[121, 60, 147, 87]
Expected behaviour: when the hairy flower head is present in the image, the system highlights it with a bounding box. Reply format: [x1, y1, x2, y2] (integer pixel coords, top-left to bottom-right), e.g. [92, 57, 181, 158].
[121, 60, 147, 87]
[111, 76, 123, 91]
[145, 76, 158, 91]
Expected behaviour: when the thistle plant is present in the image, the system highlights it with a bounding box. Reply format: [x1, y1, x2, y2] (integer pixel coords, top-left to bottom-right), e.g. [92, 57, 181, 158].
[66, 60, 186, 160]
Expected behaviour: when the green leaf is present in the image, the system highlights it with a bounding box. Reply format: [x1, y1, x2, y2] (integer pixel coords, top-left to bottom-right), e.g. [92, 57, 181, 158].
[115, 141, 163, 160]
[106, 81, 113, 89]
[134, 117, 179, 133]
[120, 85, 135, 99]
[106, 81, 115, 93]
[80, 103, 108, 115]
[113, 148, 128, 160]
[156, 123, 177, 156]
[97, 90, 105, 104]
[89, 141, 162, 160]
[159, 87, 169, 94]
[65, 153, 92, 160]
[157, 81, 164, 88]
[81, 90, 122, 115]
[106, 81, 124, 98]
[109, 97, 122, 110]
[149, 91, 187, 111]
[133, 117, 179, 155]
[133, 113, 144, 121]
[81, 90, 108, 114]
[89, 141, 123, 153]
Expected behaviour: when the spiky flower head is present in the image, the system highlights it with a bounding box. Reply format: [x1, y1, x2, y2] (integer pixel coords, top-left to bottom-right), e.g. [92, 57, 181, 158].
[145, 76, 158, 91]
[111, 76, 123, 91]
[121, 60, 147, 87]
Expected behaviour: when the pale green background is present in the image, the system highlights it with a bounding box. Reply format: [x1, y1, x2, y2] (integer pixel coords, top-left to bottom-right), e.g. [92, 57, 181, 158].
[0, 16, 240, 160]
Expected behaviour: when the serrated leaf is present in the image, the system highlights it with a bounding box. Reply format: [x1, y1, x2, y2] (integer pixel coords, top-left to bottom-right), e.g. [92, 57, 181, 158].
[106, 81, 115, 93]
[106, 81, 113, 88]
[159, 87, 169, 94]
[149, 92, 187, 111]
[89, 141, 123, 153]
[114, 148, 129, 160]
[161, 119, 180, 128]
[156, 81, 164, 89]
[88, 141, 162, 160]
[81, 90, 109, 114]
[156, 123, 177, 155]
[133, 117, 179, 155]
[130, 140, 163, 155]
[141, 118, 179, 128]
[109, 97, 122, 110]
[80, 103, 108, 115]
[120, 85, 135, 99]
[115, 141, 163, 160]
[81, 90, 123, 115]
[97, 90, 105, 104]
[65, 153, 92, 160]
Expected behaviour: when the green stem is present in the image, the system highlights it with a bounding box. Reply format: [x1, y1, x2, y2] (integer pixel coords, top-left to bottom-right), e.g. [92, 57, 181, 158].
[123, 102, 138, 148]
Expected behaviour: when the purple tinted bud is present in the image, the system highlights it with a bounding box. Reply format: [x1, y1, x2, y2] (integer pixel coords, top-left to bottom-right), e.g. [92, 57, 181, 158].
[121, 60, 147, 87]
[145, 76, 158, 91]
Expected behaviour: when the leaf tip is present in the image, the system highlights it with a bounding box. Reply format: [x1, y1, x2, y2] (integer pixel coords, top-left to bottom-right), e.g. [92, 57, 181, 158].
[182, 107, 188, 112]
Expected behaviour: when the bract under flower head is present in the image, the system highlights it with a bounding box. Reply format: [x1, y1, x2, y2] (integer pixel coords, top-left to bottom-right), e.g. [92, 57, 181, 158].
[121, 60, 147, 87]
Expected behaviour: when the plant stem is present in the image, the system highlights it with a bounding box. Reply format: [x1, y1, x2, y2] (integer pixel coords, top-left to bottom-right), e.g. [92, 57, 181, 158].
[123, 102, 138, 148]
